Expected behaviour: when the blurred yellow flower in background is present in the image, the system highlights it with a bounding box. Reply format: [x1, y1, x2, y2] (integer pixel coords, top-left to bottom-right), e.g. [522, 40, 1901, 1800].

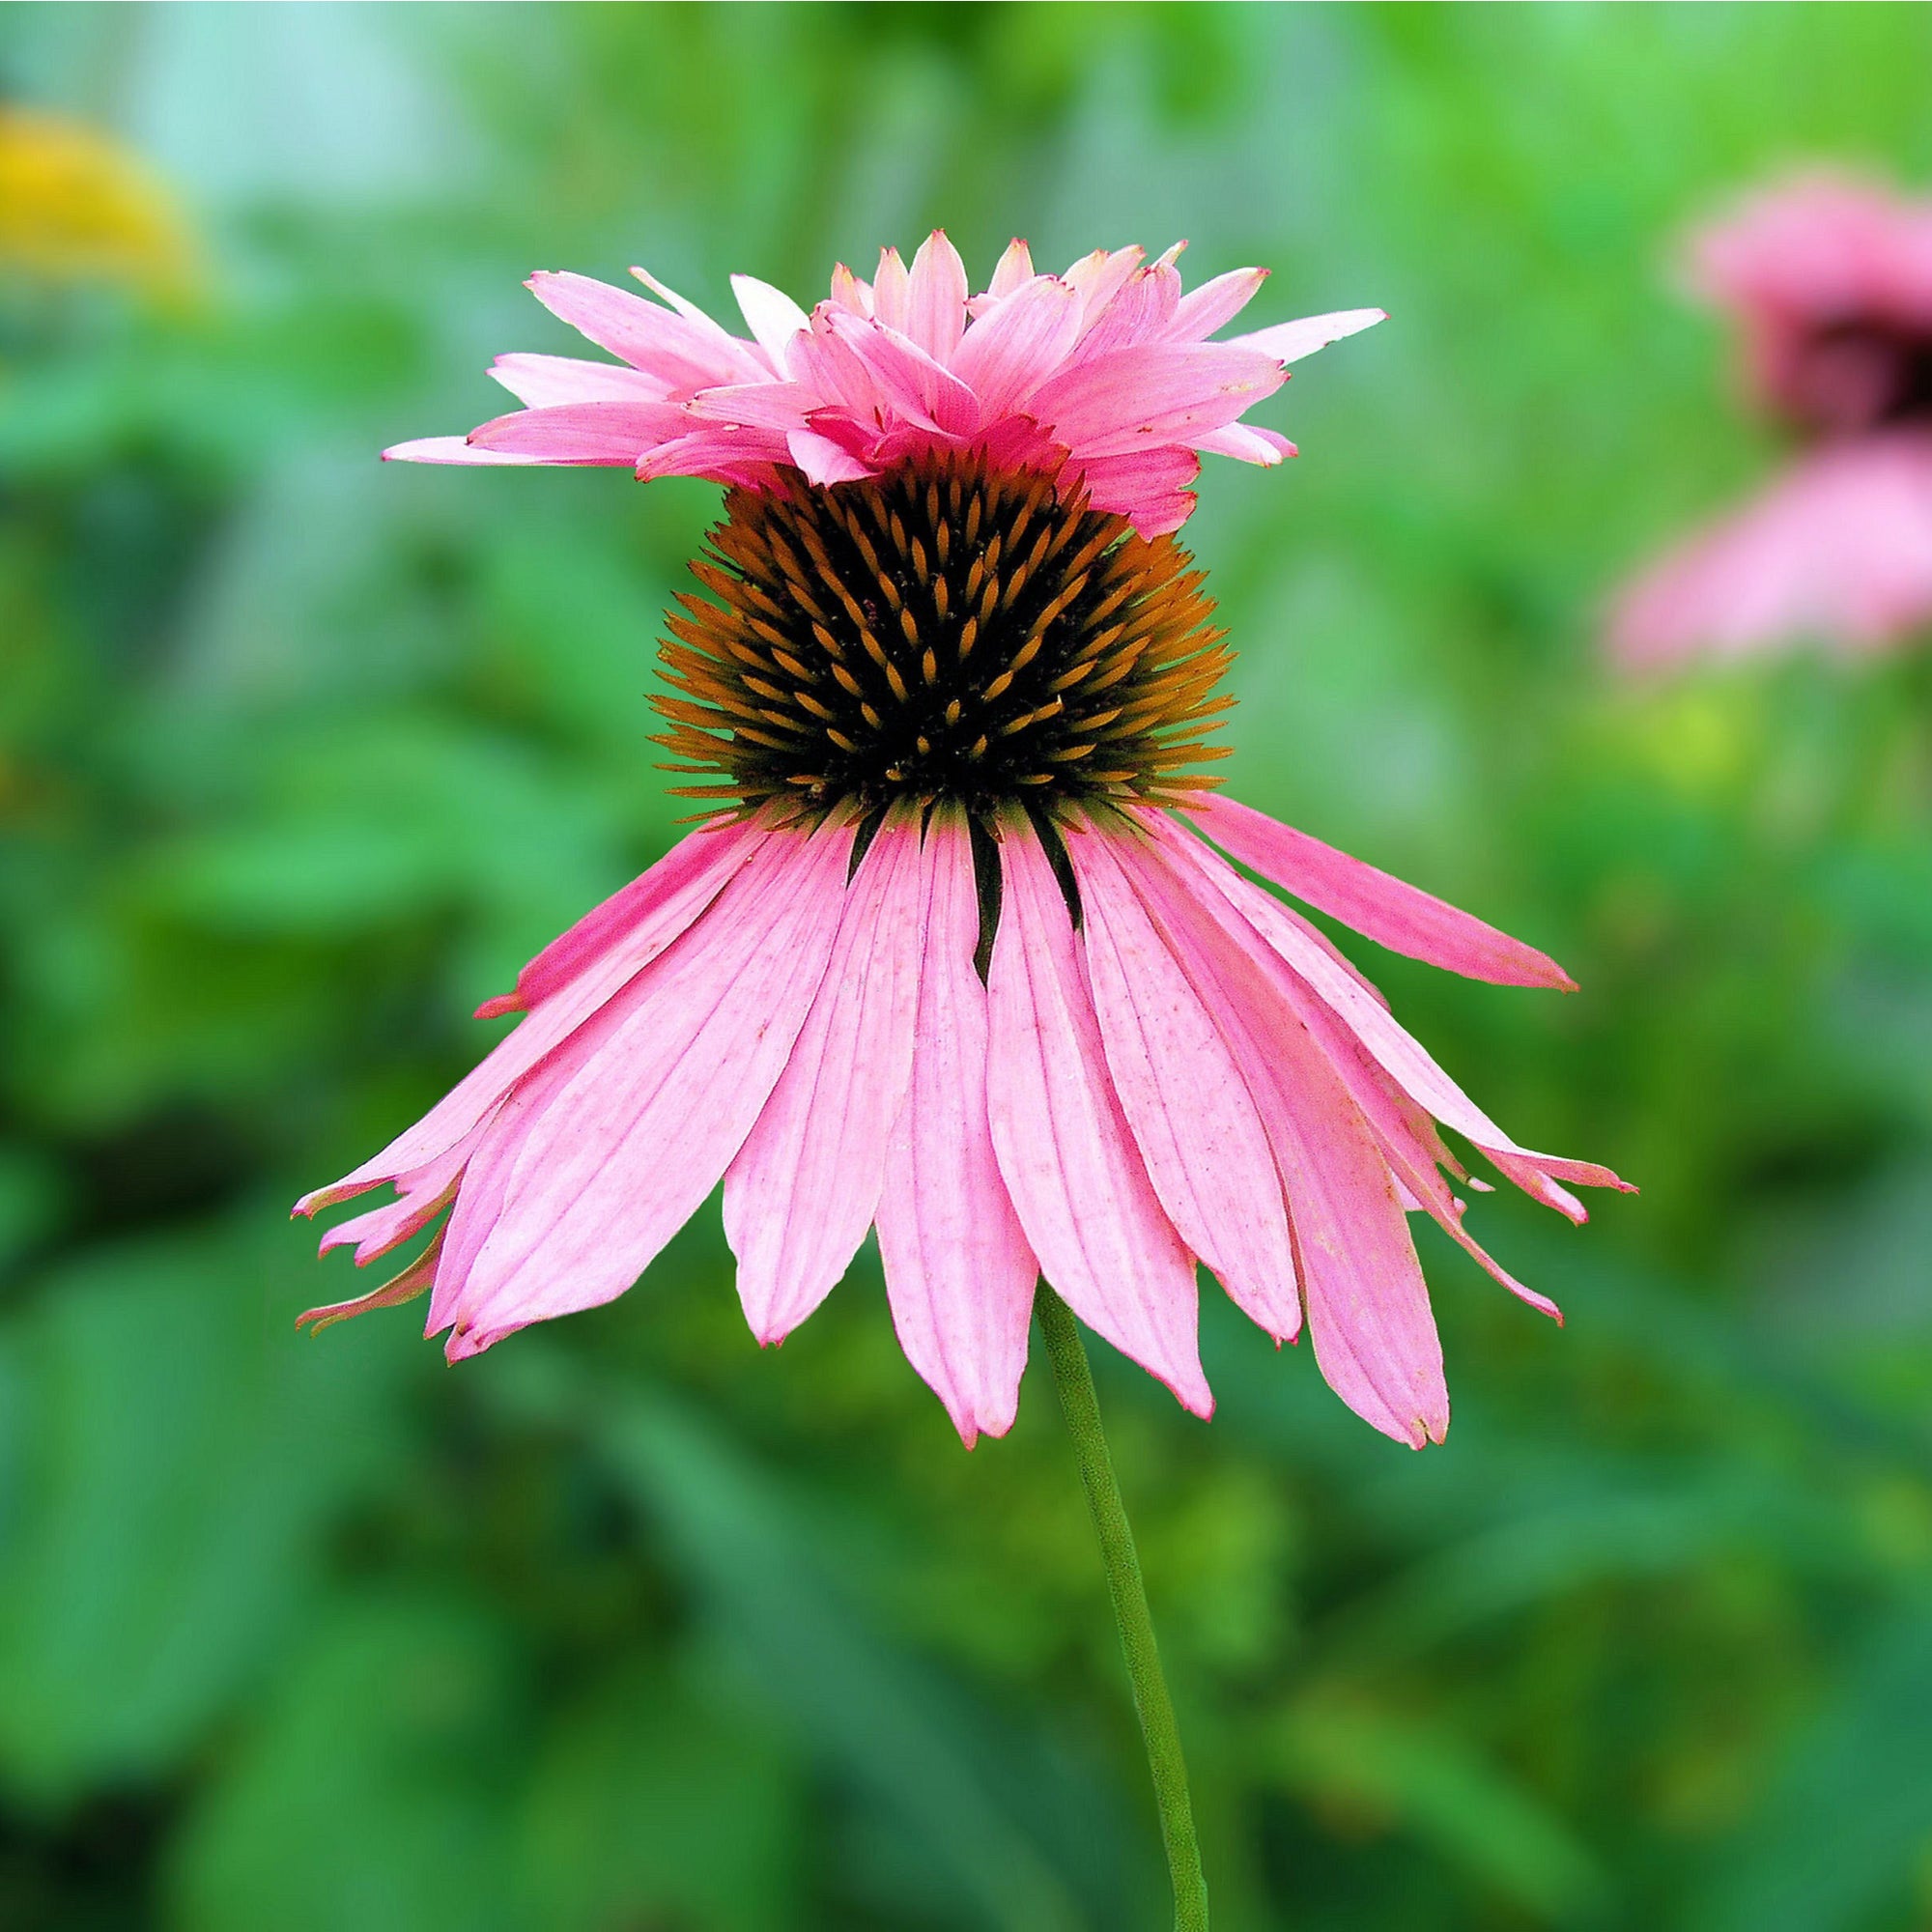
[0, 103, 197, 300]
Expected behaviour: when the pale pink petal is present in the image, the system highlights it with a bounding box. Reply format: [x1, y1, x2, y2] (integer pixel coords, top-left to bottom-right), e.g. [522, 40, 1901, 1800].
[488, 353, 673, 408]
[383, 436, 545, 467]
[468, 400, 696, 464]
[1192, 793, 1577, 990]
[1192, 424, 1296, 466]
[731, 272, 812, 367]
[986, 816, 1210, 1416]
[1067, 821, 1301, 1342]
[1072, 265, 1183, 361]
[787, 428, 874, 485]
[683, 379, 821, 432]
[905, 230, 969, 363]
[1167, 267, 1270, 342]
[438, 819, 857, 1350]
[296, 819, 765, 1216]
[1229, 307, 1389, 363]
[1065, 245, 1147, 327]
[529, 270, 766, 390]
[828, 262, 872, 317]
[629, 263, 753, 338]
[1028, 344, 1287, 458]
[950, 275, 1084, 417]
[872, 246, 911, 333]
[1121, 833, 1448, 1448]
[725, 812, 926, 1343]
[635, 428, 788, 485]
[877, 810, 1037, 1446]
[986, 239, 1035, 300]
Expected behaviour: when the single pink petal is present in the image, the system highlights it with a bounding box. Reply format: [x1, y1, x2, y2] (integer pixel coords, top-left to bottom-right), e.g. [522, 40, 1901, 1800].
[823, 312, 980, 438]
[877, 809, 1037, 1446]
[828, 262, 872, 317]
[468, 400, 696, 464]
[1228, 306, 1388, 363]
[298, 1231, 443, 1337]
[509, 815, 763, 1014]
[986, 239, 1036, 300]
[1192, 423, 1296, 465]
[1072, 264, 1183, 361]
[986, 815, 1210, 1417]
[725, 811, 926, 1343]
[731, 272, 812, 367]
[383, 436, 544, 467]
[1071, 447, 1201, 533]
[488, 353, 673, 408]
[1065, 245, 1147, 327]
[787, 427, 874, 485]
[439, 819, 857, 1349]
[1027, 344, 1287, 457]
[296, 818, 765, 1216]
[1153, 812, 1629, 1205]
[872, 246, 911, 333]
[634, 427, 788, 484]
[315, 1124, 480, 1265]
[1120, 833, 1447, 1448]
[1067, 821, 1301, 1343]
[1166, 267, 1270, 342]
[1192, 793, 1577, 990]
[905, 230, 969, 363]
[630, 263, 762, 343]
[683, 379, 821, 432]
[950, 275, 1084, 417]
[528, 270, 765, 390]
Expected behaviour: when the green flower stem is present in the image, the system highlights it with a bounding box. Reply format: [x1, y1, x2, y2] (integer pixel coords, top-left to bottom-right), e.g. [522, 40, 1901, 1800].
[1036, 1285, 1209, 1932]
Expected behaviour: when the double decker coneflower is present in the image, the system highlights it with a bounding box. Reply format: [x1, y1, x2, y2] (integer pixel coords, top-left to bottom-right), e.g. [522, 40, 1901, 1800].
[298, 231, 1625, 1926]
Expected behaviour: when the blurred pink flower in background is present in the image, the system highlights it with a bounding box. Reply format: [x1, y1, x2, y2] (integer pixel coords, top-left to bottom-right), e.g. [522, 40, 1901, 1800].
[1611, 176, 1932, 670]
[301, 238, 1627, 1448]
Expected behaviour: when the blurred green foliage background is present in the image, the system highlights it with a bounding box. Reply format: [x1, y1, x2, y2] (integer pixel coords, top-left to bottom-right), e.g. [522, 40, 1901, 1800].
[5, 6, 1932, 1928]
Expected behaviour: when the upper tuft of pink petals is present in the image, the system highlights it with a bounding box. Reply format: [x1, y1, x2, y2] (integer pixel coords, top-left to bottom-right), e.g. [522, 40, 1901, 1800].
[384, 235, 1385, 536]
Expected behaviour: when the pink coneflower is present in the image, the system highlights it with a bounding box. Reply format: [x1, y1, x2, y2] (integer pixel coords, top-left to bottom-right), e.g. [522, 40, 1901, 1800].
[1612, 176, 1932, 669]
[300, 234, 1626, 1451]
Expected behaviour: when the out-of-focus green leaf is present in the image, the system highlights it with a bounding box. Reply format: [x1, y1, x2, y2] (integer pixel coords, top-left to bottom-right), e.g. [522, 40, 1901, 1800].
[513, 1658, 805, 1932]
[484, 1346, 1126, 1932]
[1690, 1604, 1932, 1932]
[0, 1220, 410, 1804]
[162, 1590, 520, 1932]
[1268, 1690, 1605, 1920]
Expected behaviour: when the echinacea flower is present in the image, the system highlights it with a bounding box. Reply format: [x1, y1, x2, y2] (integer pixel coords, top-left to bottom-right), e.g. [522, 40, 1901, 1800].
[1612, 176, 1932, 669]
[300, 234, 1627, 1449]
